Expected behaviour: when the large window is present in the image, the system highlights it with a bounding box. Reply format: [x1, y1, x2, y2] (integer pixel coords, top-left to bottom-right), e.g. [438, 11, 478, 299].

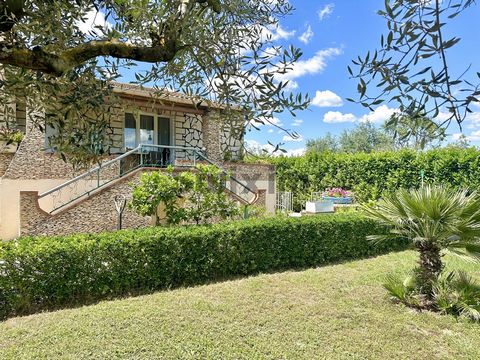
[124, 112, 171, 149]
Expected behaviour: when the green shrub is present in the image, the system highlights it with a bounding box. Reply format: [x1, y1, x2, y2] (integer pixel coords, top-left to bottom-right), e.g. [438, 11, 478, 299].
[130, 165, 239, 225]
[0, 214, 407, 319]
[270, 148, 480, 211]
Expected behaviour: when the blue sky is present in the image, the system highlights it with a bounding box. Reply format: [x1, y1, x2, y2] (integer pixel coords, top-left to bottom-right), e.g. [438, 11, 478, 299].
[245, 1, 480, 155]
[86, 1, 480, 154]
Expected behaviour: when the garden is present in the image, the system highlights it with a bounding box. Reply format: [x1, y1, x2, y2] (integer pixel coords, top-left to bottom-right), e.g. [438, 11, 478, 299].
[1, 147, 480, 358]
[2, 149, 480, 357]
[2, 0, 480, 358]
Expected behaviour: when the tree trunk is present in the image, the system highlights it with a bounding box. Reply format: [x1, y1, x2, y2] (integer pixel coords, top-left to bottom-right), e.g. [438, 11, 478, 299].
[417, 242, 443, 299]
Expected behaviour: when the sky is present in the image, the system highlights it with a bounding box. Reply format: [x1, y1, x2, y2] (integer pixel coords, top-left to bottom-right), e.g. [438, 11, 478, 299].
[244, 1, 480, 156]
[80, 1, 480, 156]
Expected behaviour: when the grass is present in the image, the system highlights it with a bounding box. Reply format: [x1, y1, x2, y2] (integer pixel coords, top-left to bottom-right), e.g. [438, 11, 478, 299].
[1, 251, 479, 360]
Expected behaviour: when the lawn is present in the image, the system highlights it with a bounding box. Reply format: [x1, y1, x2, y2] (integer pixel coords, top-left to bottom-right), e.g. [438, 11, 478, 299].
[1, 251, 479, 360]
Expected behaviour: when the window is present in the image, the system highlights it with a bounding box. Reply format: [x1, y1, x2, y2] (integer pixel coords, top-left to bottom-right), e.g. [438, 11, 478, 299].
[123, 112, 171, 149]
[157, 117, 170, 145]
[44, 123, 58, 151]
[140, 114, 154, 145]
[124, 113, 137, 149]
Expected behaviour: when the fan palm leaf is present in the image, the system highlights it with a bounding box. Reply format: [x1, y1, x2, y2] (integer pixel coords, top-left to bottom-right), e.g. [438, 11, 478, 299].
[363, 185, 480, 297]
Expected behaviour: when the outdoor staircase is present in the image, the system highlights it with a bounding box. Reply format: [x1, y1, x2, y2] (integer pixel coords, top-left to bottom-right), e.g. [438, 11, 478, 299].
[38, 144, 258, 215]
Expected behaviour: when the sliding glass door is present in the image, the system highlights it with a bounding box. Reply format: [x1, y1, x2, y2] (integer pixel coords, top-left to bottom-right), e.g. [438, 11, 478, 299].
[124, 113, 171, 149]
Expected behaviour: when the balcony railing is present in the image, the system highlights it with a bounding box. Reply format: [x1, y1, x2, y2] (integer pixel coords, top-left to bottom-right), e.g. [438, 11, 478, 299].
[38, 144, 257, 214]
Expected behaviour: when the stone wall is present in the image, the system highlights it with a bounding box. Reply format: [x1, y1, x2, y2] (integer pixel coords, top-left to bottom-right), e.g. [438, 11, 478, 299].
[220, 119, 243, 161]
[3, 124, 78, 179]
[175, 113, 204, 160]
[4, 93, 245, 180]
[224, 163, 276, 210]
[107, 98, 205, 154]
[19, 164, 276, 237]
[0, 153, 14, 177]
[20, 169, 151, 237]
[225, 163, 276, 185]
[202, 111, 223, 163]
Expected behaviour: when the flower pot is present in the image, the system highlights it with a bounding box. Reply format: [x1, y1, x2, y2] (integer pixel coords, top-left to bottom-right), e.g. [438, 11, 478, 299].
[305, 201, 334, 213]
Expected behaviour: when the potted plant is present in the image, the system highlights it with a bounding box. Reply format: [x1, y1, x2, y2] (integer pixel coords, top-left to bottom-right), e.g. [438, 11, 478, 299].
[321, 188, 354, 204]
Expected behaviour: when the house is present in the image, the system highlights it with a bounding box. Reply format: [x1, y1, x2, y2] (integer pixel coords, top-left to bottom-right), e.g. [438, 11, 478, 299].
[0, 83, 276, 240]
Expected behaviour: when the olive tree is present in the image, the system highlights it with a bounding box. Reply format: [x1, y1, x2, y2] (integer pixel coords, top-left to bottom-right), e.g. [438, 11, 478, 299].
[0, 0, 308, 164]
[350, 0, 479, 131]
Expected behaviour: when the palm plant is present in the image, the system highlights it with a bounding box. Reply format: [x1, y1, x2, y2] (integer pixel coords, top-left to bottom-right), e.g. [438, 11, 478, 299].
[363, 185, 480, 302]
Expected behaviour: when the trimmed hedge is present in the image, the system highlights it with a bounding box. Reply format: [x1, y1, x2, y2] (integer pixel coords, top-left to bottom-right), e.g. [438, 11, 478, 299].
[270, 148, 480, 210]
[0, 214, 408, 319]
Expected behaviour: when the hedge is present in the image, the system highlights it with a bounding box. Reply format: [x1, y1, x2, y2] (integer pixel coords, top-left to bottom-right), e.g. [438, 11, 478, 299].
[269, 148, 480, 210]
[0, 214, 408, 319]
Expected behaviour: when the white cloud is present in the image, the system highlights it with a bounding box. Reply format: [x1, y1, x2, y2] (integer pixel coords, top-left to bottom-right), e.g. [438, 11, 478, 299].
[283, 134, 304, 142]
[284, 80, 299, 91]
[451, 133, 464, 141]
[245, 140, 305, 157]
[245, 140, 276, 153]
[276, 47, 342, 82]
[311, 90, 343, 107]
[285, 148, 306, 157]
[359, 105, 398, 124]
[467, 130, 480, 142]
[77, 9, 111, 35]
[292, 119, 304, 127]
[263, 24, 296, 41]
[266, 116, 283, 126]
[323, 111, 356, 124]
[299, 25, 314, 44]
[463, 112, 480, 129]
[268, 128, 274, 133]
[318, 4, 335, 20]
[253, 116, 283, 128]
[435, 110, 453, 123]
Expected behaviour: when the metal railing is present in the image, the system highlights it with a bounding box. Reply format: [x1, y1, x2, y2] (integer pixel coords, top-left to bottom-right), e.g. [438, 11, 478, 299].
[38, 144, 258, 214]
[276, 191, 293, 213]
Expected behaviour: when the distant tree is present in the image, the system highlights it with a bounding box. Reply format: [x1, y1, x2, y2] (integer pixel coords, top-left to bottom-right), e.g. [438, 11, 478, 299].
[447, 134, 472, 149]
[339, 122, 393, 153]
[306, 133, 338, 153]
[306, 123, 393, 154]
[384, 108, 446, 150]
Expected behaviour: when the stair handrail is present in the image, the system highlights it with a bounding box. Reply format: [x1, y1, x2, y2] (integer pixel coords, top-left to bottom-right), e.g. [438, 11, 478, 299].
[193, 151, 258, 204]
[38, 145, 142, 198]
[38, 143, 259, 212]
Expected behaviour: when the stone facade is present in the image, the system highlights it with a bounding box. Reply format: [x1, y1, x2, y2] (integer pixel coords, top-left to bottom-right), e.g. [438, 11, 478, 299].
[20, 169, 151, 237]
[178, 114, 203, 150]
[19, 165, 275, 237]
[0, 153, 14, 177]
[3, 124, 78, 179]
[100, 96, 242, 162]
[224, 163, 276, 211]
[2, 83, 274, 240]
[202, 111, 223, 163]
[225, 163, 276, 187]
